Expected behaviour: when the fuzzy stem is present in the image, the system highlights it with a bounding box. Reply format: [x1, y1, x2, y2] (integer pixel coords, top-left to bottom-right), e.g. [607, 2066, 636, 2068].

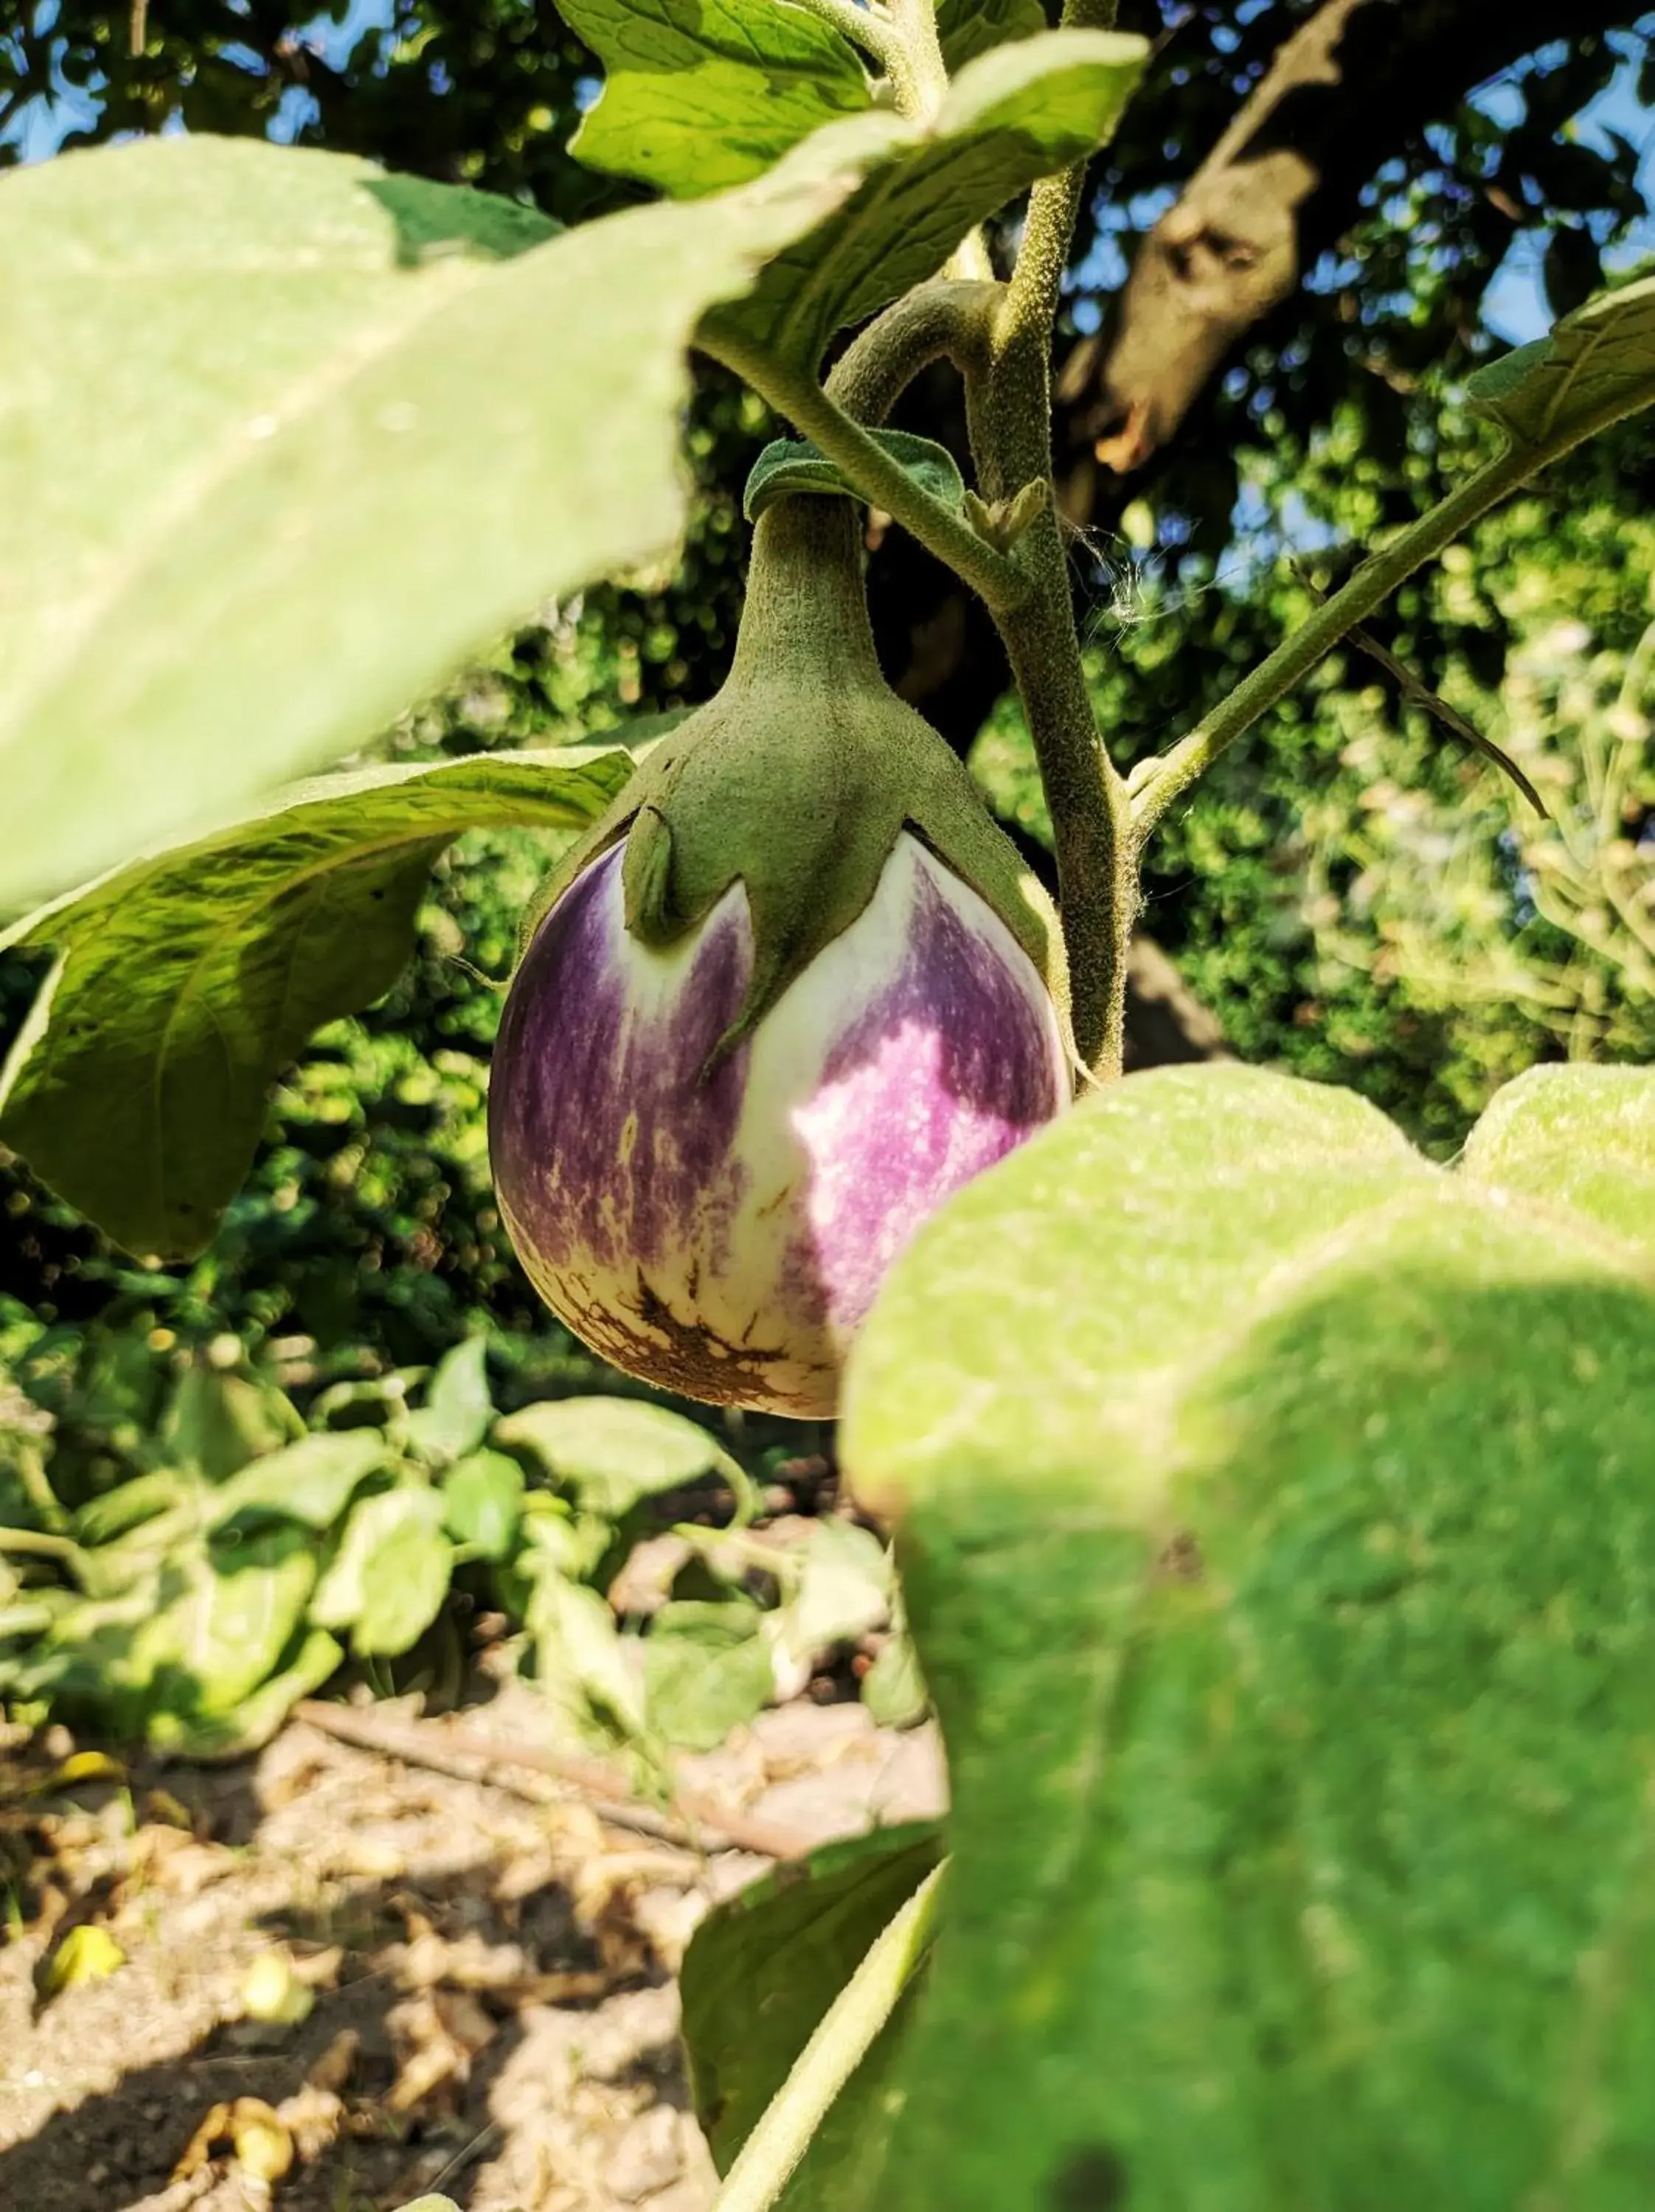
[731, 498, 887, 689]
[783, 0, 944, 118]
[783, 0, 909, 86]
[702, 325, 1028, 610]
[711, 1861, 948, 2212]
[884, 0, 951, 116]
[825, 278, 999, 425]
[964, 0, 1130, 1077]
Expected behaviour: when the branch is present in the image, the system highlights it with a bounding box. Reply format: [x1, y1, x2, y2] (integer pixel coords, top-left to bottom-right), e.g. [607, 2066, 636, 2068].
[292, 1698, 813, 1860]
[1131, 450, 1530, 834]
[1063, 0, 1645, 478]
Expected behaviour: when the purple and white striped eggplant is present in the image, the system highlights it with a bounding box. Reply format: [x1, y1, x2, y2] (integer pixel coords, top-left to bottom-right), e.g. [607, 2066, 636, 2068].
[489, 497, 1072, 1419]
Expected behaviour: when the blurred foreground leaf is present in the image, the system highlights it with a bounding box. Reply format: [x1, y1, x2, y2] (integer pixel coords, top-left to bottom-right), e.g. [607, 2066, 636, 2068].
[842, 1062, 1655, 2211]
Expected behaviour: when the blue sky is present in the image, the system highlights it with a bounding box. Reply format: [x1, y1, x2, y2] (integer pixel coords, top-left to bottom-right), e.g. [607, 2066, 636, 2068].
[1482, 41, 1655, 341]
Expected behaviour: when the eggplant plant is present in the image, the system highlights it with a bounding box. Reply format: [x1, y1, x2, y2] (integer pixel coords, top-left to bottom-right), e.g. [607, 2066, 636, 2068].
[4, 0, 1655, 2206]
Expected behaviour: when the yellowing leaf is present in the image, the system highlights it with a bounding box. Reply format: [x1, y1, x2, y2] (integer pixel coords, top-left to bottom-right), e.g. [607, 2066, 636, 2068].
[44, 1924, 125, 1992]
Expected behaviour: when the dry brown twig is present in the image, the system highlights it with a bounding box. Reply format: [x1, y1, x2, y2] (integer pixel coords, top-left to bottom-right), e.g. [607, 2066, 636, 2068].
[291, 1700, 811, 1862]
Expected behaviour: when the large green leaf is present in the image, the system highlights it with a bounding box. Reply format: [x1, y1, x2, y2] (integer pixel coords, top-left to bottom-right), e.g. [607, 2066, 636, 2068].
[644, 1598, 774, 1750]
[0, 748, 628, 1259]
[1457, 1062, 1655, 1261]
[681, 1821, 943, 2173]
[0, 128, 887, 908]
[701, 29, 1146, 370]
[1467, 273, 1655, 454]
[176, 1626, 344, 1759]
[840, 1062, 1655, 2211]
[442, 1451, 526, 1562]
[935, 0, 1046, 71]
[558, 0, 872, 199]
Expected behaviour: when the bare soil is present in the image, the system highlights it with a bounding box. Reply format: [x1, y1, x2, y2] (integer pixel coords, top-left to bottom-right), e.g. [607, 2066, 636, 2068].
[0, 1685, 944, 2212]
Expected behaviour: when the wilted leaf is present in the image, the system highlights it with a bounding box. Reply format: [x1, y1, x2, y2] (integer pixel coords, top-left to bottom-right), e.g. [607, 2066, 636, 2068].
[558, 0, 872, 199]
[743, 432, 965, 522]
[404, 1337, 495, 1467]
[43, 1924, 125, 1993]
[232, 2104, 294, 2185]
[859, 1630, 928, 1729]
[645, 1599, 774, 1750]
[0, 128, 891, 907]
[702, 29, 1146, 370]
[681, 1822, 943, 2173]
[241, 1949, 316, 2025]
[313, 1487, 453, 1656]
[44, 1750, 128, 1790]
[0, 750, 628, 1258]
[841, 1062, 1655, 2210]
[529, 1566, 646, 1736]
[785, 1520, 892, 1659]
[443, 1451, 526, 1561]
[1468, 273, 1655, 454]
[208, 1430, 391, 1536]
[496, 1397, 736, 1517]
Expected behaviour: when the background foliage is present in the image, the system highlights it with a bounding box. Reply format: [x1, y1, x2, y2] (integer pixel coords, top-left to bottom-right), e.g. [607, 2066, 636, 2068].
[2, 0, 1653, 1722]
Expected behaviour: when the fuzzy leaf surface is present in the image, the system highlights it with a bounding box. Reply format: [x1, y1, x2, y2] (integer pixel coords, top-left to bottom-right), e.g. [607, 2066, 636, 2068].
[1456, 1062, 1655, 1260]
[0, 131, 877, 906]
[0, 749, 629, 1259]
[1467, 273, 1655, 453]
[701, 29, 1146, 369]
[743, 431, 965, 521]
[841, 1062, 1655, 2212]
[556, 0, 871, 198]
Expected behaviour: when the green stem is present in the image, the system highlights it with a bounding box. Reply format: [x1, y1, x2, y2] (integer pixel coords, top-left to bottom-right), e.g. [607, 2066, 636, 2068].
[0, 1527, 83, 1564]
[884, 0, 951, 116]
[825, 278, 999, 425]
[963, 0, 1130, 1077]
[1131, 444, 1541, 839]
[702, 326, 1028, 611]
[1131, 366, 1655, 838]
[940, 0, 1130, 1076]
[785, 0, 945, 117]
[1000, 0, 1117, 353]
[785, 0, 907, 84]
[711, 1860, 948, 2212]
